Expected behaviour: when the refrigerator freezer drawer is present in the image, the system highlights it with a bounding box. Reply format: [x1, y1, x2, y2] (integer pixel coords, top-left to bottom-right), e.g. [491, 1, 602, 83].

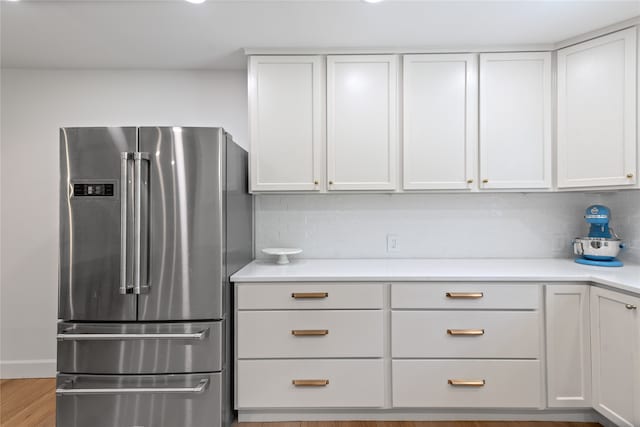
[57, 321, 224, 374]
[56, 372, 229, 427]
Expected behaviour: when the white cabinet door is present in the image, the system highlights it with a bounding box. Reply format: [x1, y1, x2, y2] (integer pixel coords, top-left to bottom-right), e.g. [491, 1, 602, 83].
[248, 56, 323, 192]
[403, 54, 477, 190]
[591, 286, 640, 427]
[557, 27, 637, 188]
[479, 52, 552, 190]
[545, 284, 591, 408]
[327, 55, 398, 191]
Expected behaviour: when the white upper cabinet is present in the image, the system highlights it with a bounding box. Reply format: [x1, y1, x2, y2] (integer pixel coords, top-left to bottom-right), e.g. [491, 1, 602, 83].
[248, 56, 323, 192]
[403, 54, 478, 190]
[327, 55, 398, 191]
[557, 27, 637, 189]
[479, 52, 552, 190]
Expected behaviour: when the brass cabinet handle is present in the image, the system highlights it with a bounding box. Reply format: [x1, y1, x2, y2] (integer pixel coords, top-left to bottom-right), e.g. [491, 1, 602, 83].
[314, 180, 319, 185]
[292, 379, 329, 387]
[445, 292, 484, 299]
[291, 292, 328, 299]
[466, 179, 474, 184]
[448, 379, 486, 387]
[627, 173, 634, 178]
[291, 329, 329, 336]
[626, 304, 637, 310]
[447, 329, 485, 336]
[329, 181, 334, 185]
[482, 179, 489, 183]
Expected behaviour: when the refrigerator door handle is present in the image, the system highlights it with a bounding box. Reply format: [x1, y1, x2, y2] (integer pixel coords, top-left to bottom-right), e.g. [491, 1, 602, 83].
[134, 152, 151, 295]
[120, 152, 135, 295]
[56, 378, 209, 395]
[56, 329, 209, 341]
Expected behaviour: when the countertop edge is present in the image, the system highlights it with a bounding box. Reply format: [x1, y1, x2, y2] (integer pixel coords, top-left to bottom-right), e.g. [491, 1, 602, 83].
[230, 259, 640, 296]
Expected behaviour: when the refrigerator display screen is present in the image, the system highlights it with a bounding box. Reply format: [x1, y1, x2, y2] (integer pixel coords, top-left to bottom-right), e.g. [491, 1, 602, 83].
[73, 183, 114, 197]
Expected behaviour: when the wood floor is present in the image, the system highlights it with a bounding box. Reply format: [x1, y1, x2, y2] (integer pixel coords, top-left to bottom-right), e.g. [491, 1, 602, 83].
[0, 378, 602, 427]
[1, 379, 56, 427]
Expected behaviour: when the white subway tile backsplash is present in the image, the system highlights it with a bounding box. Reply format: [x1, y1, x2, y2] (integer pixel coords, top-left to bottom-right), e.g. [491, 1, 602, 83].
[254, 191, 638, 260]
[609, 191, 640, 263]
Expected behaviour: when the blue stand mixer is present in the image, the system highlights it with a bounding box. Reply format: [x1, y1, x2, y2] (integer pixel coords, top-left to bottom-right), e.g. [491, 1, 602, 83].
[573, 205, 624, 267]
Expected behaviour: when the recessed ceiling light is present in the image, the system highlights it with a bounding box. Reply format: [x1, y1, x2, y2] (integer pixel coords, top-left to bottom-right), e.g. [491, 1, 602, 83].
[185, 0, 207, 4]
[363, 0, 384, 3]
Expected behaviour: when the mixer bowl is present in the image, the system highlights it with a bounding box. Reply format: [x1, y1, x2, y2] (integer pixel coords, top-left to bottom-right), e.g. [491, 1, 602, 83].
[573, 237, 623, 260]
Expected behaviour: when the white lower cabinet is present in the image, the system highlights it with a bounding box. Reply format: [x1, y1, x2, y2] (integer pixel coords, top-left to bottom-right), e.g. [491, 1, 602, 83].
[393, 360, 542, 408]
[391, 283, 540, 310]
[390, 282, 543, 410]
[392, 310, 540, 358]
[591, 286, 640, 427]
[545, 284, 591, 408]
[237, 359, 384, 408]
[235, 280, 640, 422]
[237, 310, 383, 358]
[234, 282, 384, 410]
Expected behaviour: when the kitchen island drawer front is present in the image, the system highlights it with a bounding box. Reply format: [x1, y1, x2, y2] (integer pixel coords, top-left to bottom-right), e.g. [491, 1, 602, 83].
[56, 373, 226, 427]
[392, 311, 540, 358]
[392, 283, 540, 309]
[57, 321, 223, 374]
[237, 310, 383, 358]
[391, 310, 541, 359]
[236, 283, 384, 310]
[237, 359, 384, 408]
[393, 360, 542, 408]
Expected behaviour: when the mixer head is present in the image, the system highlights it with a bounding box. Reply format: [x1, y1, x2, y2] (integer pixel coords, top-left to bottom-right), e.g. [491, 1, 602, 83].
[584, 205, 612, 238]
[584, 205, 611, 225]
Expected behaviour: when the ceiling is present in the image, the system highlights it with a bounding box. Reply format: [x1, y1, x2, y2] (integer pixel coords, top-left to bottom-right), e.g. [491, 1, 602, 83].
[1, 0, 639, 70]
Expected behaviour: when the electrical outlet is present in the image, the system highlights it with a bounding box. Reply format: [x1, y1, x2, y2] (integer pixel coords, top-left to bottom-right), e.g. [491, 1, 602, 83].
[387, 234, 400, 252]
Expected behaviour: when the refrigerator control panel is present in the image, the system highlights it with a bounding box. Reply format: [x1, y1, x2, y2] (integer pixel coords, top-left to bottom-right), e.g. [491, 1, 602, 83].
[72, 183, 115, 197]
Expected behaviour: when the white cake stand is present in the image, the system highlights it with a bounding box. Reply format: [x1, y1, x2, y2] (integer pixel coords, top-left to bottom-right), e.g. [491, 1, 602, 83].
[262, 248, 303, 265]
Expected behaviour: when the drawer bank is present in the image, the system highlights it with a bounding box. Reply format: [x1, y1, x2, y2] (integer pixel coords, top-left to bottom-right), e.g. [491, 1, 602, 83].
[232, 259, 640, 426]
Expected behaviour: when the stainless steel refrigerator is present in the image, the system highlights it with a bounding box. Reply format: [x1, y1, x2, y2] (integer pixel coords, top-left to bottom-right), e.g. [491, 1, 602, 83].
[56, 127, 252, 427]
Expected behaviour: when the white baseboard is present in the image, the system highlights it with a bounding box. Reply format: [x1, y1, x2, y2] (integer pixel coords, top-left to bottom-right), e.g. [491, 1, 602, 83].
[0, 359, 56, 379]
[238, 408, 600, 422]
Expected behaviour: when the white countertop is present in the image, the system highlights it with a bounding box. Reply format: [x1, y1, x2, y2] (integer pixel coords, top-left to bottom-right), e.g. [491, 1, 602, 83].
[231, 258, 640, 295]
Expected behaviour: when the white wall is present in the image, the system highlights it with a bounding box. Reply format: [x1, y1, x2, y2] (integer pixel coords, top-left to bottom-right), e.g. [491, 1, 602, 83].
[0, 68, 248, 378]
[255, 192, 626, 260]
[2, 68, 640, 380]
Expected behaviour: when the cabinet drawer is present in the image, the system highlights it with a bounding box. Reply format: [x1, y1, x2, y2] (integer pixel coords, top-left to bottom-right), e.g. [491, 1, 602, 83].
[392, 311, 540, 358]
[393, 360, 542, 408]
[237, 310, 383, 358]
[237, 359, 384, 408]
[392, 283, 540, 309]
[236, 283, 384, 310]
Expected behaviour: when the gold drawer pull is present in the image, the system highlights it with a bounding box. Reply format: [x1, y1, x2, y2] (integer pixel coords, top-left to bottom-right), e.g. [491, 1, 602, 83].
[446, 292, 484, 299]
[291, 329, 329, 336]
[448, 379, 486, 387]
[291, 292, 328, 299]
[292, 379, 329, 387]
[447, 329, 485, 336]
